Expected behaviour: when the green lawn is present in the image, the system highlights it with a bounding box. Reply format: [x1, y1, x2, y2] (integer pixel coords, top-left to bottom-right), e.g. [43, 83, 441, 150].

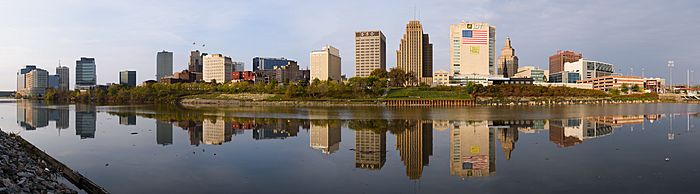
[384, 87, 472, 100]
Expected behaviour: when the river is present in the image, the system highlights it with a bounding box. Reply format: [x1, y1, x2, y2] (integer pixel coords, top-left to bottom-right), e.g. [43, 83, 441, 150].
[2, 99, 700, 193]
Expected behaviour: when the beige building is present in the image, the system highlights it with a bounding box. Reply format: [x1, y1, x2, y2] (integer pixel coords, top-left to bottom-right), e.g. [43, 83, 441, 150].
[577, 75, 646, 91]
[396, 20, 433, 86]
[513, 66, 548, 82]
[309, 122, 342, 154]
[396, 120, 433, 180]
[449, 22, 496, 77]
[497, 37, 519, 77]
[203, 54, 233, 83]
[18, 67, 49, 97]
[355, 130, 386, 170]
[355, 31, 386, 77]
[310, 45, 342, 81]
[203, 119, 230, 145]
[450, 121, 495, 178]
[432, 70, 449, 86]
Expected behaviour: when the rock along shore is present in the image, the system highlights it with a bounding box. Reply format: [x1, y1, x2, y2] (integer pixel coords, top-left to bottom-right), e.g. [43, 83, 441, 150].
[0, 131, 77, 194]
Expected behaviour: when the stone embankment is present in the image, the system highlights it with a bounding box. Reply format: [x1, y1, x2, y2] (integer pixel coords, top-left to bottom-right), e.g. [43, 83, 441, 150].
[0, 131, 76, 194]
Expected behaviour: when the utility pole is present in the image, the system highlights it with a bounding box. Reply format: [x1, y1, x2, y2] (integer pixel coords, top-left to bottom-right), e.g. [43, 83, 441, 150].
[668, 61, 674, 93]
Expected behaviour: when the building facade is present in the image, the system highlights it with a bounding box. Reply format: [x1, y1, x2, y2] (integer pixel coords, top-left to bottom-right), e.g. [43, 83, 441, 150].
[254, 60, 310, 84]
[188, 50, 206, 73]
[232, 71, 256, 82]
[513, 66, 548, 82]
[564, 59, 614, 80]
[56, 65, 69, 90]
[549, 50, 582, 75]
[75, 57, 96, 90]
[355, 130, 386, 170]
[203, 54, 233, 83]
[310, 45, 342, 81]
[120, 70, 137, 87]
[17, 66, 48, 97]
[549, 71, 581, 83]
[497, 37, 519, 78]
[252, 57, 292, 71]
[432, 70, 449, 86]
[355, 30, 386, 77]
[577, 75, 646, 91]
[449, 21, 496, 77]
[397, 20, 433, 85]
[48, 75, 60, 89]
[156, 50, 173, 80]
[310, 122, 342, 154]
[233, 61, 244, 72]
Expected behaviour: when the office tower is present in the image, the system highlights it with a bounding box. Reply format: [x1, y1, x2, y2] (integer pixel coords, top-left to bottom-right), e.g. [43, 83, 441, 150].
[232, 61, 244, 72]
[156, 50, 173, 80]
[48, 75, 60, 89]
[17, 67, 49, 97]
[355, 130, 386, 170]
[309, 122, 342, 154]
[497, 37, 519, 78]
[156, 120, 173, 146]
[75, 57, 96, 90]
[396, 120, 433, 180]
[252, 57, 293, 71]
[450, 121, 495, 178]
[397, 20, 433, 85]
[75, 104, 96, 139]
[119, 70, 137, 87]
[355, 31, 386, 77]
[56, 65, 69, 90]
[310, 45, 342, 81]
[549, 50, 582, 75]
[188, 50, 205, 73]
[203, 54, 233, 83]
[449, 21, 496, 76]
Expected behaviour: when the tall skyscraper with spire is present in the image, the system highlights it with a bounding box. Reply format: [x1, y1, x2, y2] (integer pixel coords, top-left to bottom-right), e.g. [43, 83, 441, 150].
[396, 20, 433, 86]
[497, 37, 519, 78]
[56, 63, 69, 91]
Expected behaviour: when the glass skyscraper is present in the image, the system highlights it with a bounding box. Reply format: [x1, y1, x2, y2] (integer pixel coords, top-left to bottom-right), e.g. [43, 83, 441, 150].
[75, 57, 96, 89]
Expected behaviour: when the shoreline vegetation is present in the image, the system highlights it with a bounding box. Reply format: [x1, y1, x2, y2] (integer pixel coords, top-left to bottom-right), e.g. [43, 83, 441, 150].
[25, 69, 662, 106]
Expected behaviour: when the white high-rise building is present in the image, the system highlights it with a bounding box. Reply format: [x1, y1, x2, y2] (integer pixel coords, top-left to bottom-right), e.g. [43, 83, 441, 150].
[310, 45, 342, 81]
[449, 22, 496, 77]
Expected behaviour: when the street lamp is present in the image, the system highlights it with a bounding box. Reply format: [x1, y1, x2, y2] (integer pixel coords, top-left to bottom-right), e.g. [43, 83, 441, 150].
[668, 61, 674, 93]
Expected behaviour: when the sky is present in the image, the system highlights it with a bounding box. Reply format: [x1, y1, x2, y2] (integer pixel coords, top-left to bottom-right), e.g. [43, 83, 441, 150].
[1, 0, 699, 90]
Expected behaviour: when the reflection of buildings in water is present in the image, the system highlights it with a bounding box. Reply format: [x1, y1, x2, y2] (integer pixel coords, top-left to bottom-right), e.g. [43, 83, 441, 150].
[645, 114, 663, 123]
[50, 107, 70, 129]
[253, 119, 301, 140]
[354, 130, 386, 170]
[176, 121, 203, 146]
[591, 115, 644, 126]
[156, 120, 173, 146]
[432, 120, 450, 132]
[396, 120, 433, 180]
[549, 118, 615, 148]
[202, 119, 232, 145]
[75, 104, 96, 139]
[119, 115, 136, 125]
[450, 121, 495, 178]
[309, 121, 342, 154]
[16, 101, 48, 130]
[496, 127, 519, 160]
[517, 120, 547, 134]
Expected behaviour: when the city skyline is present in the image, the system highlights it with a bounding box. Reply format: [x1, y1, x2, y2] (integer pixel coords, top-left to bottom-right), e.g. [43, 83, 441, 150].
[1, 0, 699, 90]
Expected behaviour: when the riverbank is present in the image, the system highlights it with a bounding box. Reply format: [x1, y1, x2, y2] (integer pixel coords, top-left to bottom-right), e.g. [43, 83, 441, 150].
[0, 131, 77, 193]
[179, 94, 661, 108]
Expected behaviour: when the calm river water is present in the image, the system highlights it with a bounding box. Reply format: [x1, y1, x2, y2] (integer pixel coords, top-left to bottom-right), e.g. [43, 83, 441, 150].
[2, 99, 700, 193]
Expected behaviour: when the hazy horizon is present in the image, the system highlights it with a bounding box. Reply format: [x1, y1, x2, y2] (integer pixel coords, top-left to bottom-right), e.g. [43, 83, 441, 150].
[2, 0, 699, 90]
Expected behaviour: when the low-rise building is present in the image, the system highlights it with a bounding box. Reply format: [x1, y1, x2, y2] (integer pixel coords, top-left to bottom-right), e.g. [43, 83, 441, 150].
[255, 60, 310, 84]
[564, 59, 614, 80]
[432, 70, 449, 86]
[489, 78, 534, 85]
[513, 66, 549, 82]
[643, 78, 665, 93]
[577, 75, 645, 91]
[534, 82, 594, 90]
[232, 71, 255, 83]
[549, 71, 581, 83]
